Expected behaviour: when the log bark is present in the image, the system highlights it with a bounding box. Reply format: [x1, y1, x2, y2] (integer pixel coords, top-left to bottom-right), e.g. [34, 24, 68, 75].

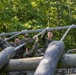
[1, 54, 76, 72]
[58, 54, 76, 68]
[1, 57, 42, 72]
[0, 47, 15, 69]
[34, 41, 64, 75]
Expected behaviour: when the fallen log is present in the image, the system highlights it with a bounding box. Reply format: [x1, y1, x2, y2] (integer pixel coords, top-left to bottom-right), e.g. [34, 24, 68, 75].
[1, 54, 76, 72]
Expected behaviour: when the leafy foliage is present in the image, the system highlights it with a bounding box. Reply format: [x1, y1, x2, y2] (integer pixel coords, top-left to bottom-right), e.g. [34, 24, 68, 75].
[0, 0, 76, 50]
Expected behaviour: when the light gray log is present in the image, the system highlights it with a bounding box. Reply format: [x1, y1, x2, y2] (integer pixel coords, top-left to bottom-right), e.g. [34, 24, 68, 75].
[1, 57, 42, 72]
[0, 47, 15, 69]
[34, 41, 64, 75]
[0, 25, 76, 36]
[1, 54, 76, 72]
[0, 42, 26, 69]
[58, 54, 76, 68]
